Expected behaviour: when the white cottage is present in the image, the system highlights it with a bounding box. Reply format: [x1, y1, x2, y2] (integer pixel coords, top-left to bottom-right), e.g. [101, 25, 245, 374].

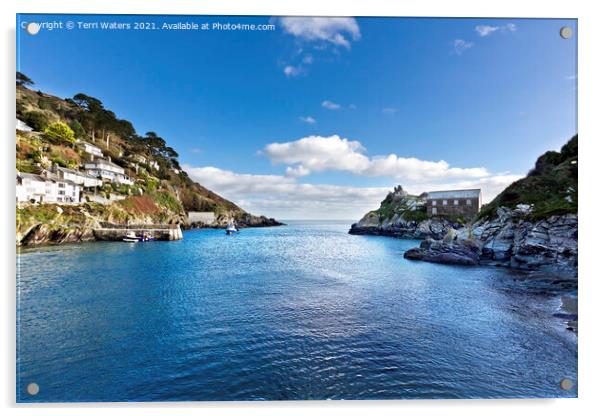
[17, 172, 81, 204]
[16, 118, 33, 132]
[84, 158, 134, 185]
[55, 166, 103, 188]
[16, 173, 46, 203]
[77, 141, 103, 158]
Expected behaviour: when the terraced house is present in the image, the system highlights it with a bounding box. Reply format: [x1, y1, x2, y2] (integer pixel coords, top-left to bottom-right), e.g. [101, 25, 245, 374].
[16, 172, 80, 204]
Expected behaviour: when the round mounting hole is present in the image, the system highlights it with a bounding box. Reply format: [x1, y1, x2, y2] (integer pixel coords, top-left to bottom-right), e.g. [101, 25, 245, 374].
[560, 26, 573, 39]
[26, 22, 40, 35]
[26, 382, 39, 396]
[560, 378, 573, 390]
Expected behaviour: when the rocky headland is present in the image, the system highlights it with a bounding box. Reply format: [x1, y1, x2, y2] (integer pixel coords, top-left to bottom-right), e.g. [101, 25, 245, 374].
[404, 135, 578, 280]
[349, 185, 461, 240]
[351, 135, 577, 303]
[350, 135, 578, 330]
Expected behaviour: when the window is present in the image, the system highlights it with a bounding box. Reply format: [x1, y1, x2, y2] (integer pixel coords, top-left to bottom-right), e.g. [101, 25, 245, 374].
[466, 199, 472, 205]
[432, 207, 437, 215]
[442, 200, 448, 206]
[454, 200, 459, 205]
[432, 200, 437, 206]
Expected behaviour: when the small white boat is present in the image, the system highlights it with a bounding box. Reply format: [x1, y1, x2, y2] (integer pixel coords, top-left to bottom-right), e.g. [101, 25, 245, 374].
[123, 231, 139, 242]
[225, 221, 239, 235]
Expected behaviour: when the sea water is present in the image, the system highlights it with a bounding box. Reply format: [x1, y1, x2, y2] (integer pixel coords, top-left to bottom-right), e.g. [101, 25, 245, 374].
[16, 221, 577, 401]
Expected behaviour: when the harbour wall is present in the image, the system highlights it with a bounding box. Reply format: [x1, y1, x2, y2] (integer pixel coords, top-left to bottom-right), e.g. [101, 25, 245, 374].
[93, 224, 183, 241]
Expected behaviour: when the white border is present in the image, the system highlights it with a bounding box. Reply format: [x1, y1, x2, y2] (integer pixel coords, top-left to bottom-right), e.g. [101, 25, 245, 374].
[2, 1, 601, 415]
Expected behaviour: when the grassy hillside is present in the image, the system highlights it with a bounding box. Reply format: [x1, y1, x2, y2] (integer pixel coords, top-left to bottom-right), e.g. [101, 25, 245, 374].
[477, 135, 578, 221]
[16, 75, 256, 223]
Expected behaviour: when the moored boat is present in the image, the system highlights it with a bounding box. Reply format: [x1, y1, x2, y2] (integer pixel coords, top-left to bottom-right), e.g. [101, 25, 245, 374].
[123, 231, 139, 242]
[225, 220, 239, 235]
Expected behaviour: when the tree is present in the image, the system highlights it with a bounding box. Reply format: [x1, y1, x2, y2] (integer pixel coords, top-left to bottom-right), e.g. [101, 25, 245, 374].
[72, 93, 103, 112]
[44, 122, 75, 145]
[68, 119, 86, 139]
[16, 72, 34, 87]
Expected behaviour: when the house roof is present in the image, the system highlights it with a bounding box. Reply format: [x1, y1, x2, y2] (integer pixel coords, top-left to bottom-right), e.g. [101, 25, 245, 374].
[56, 166, 101, 180]
[78, 141, 102, 150]
[426, 189, 482, 199]
[85, 158, 123, 169]
[17, 171, 80, 187]
[17, 172, 45, 182]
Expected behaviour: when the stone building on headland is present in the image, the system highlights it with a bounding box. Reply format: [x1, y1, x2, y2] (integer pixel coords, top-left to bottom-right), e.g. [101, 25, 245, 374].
[426, 189, 482, 219]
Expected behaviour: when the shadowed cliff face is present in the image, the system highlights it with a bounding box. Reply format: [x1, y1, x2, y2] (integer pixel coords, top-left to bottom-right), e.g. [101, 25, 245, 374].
[404, 205, 577, 278]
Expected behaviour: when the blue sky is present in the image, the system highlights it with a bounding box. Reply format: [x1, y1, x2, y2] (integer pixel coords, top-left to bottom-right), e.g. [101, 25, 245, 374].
[17, 15, 577, 219]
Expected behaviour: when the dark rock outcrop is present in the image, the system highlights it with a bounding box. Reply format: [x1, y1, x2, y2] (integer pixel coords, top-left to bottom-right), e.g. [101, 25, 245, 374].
[19, 223, 96, 246]
[349, 215, 459, 240]
[404, 238, 481, 266]
[404, 205, 578, 278]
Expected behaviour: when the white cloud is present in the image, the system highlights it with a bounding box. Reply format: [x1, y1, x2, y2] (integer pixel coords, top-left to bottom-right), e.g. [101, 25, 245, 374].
[475, 25, 499, 37]
[283, 65, 302, 77]
[322, 100, 341, 110]
[302, 54, 314, 64]
[265, 135, 369, 173]
[183, 165, 388, 220]
[263, 135, 490, 182]
[182, 164, 522, 220]
[451, 39, 474, 55]
[285, 165, 311, 177]
[382, 107, 398, 115]
[299, 115, 317, 124]
[475, 23, 517, 37]
[277, 17, 361, 49]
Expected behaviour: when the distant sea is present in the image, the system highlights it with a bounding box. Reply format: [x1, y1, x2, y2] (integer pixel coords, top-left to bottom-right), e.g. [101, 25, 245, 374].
[17, 220, 577, 401]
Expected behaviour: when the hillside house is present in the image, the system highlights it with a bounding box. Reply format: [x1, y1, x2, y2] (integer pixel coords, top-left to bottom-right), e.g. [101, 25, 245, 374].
[54, 166, 103, 188]
[426, 189, 482, 219]
[84, 158, 134, 185]
[17, 172, 81, 204]
[77, 140, 103, 158]
[16, 118, 33, 132]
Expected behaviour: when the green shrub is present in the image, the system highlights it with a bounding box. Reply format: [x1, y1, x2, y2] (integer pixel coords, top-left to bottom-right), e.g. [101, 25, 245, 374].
[44, 121, 75, 145]
[21, 111, 50, 131]
[51, 156, 69, 168]
[153, 191, 182, 213]
[68, 119, 86, 139]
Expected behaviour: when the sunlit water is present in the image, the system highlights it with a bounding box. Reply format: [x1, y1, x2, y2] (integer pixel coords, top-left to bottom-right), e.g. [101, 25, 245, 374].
[17, 221, 577, 401]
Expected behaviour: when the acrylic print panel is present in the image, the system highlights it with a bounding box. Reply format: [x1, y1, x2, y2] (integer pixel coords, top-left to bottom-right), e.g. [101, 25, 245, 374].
[16, 14, 577, 402]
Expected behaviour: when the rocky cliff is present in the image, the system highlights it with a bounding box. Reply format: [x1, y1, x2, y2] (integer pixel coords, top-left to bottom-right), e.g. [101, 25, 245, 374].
[405, 205, 577, 278]
[349, 185, 461, 239]
[404, 135, 578, 280]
